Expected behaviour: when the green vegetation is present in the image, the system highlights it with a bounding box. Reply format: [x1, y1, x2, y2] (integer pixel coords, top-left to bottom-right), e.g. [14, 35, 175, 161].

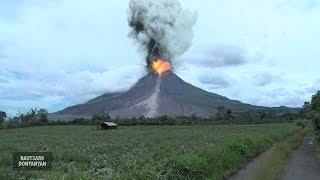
[252, 122, 309, 180]
[215, 106, 233, 120]
[0, 123, 302, 179]
[91, 112, 112, 124]
[0, 109, 50, 129]
[310, 90, 320, 164]
[0, 113, 298, 130]
[1, 105, 301, 130]
[38, 109, 49, 123]
[0, 111, 6, 126]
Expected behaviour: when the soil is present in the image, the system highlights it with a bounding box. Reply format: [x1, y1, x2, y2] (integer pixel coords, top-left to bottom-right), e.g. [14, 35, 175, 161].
[229, 132, 320, 180]
[283, 132, 320, 180]
[228, 148, 274, 180]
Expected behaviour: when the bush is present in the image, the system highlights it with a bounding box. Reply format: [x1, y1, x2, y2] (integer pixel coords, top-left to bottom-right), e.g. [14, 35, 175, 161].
[91, 112, 111, 123]
[6, 118, 20, 129]
[294, 119, 306, 128]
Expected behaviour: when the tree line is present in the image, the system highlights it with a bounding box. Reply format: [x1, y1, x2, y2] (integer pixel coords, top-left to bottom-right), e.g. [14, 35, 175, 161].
[0, 108, 48, 129]
[1, 91, 319, 129]
[310, 91, 320, 141]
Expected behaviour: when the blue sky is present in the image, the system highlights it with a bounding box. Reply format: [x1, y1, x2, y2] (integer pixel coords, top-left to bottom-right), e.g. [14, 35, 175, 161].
[1, 0, 320, 117]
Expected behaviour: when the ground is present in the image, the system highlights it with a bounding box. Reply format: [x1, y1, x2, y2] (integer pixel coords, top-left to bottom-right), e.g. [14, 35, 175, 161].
[229, 126, 320, 180]
[229, 146, 274, 180]
[0, 123, 300, 179]
[283, 132, 320, 180]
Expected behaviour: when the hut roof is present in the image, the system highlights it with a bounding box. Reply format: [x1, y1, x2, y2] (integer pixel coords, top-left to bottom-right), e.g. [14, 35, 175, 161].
[101, 122, 117, 126]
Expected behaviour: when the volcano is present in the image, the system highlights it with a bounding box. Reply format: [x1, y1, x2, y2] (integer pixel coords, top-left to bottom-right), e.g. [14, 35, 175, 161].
[48, 71, 286, 121]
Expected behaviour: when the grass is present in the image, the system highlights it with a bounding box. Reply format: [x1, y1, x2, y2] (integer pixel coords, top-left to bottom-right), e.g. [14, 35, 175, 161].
[316, 140, 320, 166]
[313, 123, 320, 166]
[0, 123, 301, 179]
[251, 122, 310, 180]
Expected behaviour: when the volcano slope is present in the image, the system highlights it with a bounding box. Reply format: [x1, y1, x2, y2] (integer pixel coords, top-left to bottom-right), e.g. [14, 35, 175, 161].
[49, 71, 281, 120]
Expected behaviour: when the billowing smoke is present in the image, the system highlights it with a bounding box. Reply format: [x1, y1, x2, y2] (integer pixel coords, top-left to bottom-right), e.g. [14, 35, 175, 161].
[127, 0, 197, 70]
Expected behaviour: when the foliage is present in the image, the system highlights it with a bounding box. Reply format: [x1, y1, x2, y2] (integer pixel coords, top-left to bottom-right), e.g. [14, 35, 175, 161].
[294, 119, 307, 128]
[5, 118, 20, 129]
[17, 108, 38, 125]
[280, 112, 298, 121]
[0, 123, 300, 179]
[215, 106, 233, 120]
[311, 90, 320, 112]
[91, 112, 111, 124]
[309, 90, 320, 164]
[0, 111, 6, 124]
[37, 109, 49, 123]
[1, 112, 297, 130]
[259, 110, 276, 120]
[0, 106, 301, 130]
[311, 91, 320, 140]
[299, 101, 312, 119]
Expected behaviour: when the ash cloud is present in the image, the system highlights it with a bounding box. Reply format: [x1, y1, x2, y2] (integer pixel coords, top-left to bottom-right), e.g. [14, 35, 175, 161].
[127, 0, 197, 69]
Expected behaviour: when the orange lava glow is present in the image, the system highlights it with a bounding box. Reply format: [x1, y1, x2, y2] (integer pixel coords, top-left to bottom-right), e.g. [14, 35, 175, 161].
[151, 59, 171, 76]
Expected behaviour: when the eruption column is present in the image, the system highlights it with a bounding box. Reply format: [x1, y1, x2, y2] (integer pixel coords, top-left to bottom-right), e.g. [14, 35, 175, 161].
[127, 0, 197, 72]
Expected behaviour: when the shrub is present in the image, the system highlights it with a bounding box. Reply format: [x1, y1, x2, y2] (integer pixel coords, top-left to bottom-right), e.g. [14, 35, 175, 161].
[294, 119, 306, 128]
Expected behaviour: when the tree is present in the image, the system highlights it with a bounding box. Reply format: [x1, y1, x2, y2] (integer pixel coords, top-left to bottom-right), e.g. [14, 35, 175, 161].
[303, 101, 311, 111]
[37, 109, 48, 123]
[91, 112, 111, 123]
[238, 112, 259, 122]
[259, 110, 276, 120]
[28, 108, 37, 123]
[6, 117, 19, 129]
[299, 101, 312, 119]
[281, 113, 296, 120]
[311, 91, 320, 137]
[215, 106, 233, 120]
[0, 111, 6, 124]
[17, 108, 37, 125]
[311, 90, 320, 112]
[226, 109, 233, 120]
[215, 106, 224, 120]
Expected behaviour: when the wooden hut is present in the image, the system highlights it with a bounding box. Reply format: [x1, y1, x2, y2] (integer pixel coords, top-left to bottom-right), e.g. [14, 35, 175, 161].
[100, 122, 117, 130]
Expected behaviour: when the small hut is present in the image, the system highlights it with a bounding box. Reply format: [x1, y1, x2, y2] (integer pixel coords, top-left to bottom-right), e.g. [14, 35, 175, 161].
[100, 122, 117, 130]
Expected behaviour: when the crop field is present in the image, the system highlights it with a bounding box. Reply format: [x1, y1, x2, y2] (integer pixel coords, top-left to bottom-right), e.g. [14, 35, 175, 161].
[0, 123, 301, 179]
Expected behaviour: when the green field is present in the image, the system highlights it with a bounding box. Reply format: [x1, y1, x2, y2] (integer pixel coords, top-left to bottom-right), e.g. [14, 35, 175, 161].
[0, 123, 301, 179]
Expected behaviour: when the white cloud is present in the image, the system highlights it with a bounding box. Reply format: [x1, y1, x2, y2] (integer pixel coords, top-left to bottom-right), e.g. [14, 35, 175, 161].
[0, 64, 146, 111]
[253, 72, 283, 86]
[1, 0, 320, 114]
[5, 109, 19, 118]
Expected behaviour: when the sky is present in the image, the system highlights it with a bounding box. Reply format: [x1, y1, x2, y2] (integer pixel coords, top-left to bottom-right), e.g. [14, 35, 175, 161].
[0, 0, 320, 117]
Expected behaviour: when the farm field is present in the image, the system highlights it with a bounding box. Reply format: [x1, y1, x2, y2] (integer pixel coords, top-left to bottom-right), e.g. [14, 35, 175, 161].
[0, 123, 301, 179]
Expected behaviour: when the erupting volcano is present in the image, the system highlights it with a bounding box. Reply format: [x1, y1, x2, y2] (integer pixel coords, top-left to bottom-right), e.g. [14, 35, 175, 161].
[47, 0, 288, 121]
[49, 70, 276, 121]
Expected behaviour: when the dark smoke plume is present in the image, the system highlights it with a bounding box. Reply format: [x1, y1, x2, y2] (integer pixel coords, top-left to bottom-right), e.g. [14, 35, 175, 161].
[127, 0, 197, 69]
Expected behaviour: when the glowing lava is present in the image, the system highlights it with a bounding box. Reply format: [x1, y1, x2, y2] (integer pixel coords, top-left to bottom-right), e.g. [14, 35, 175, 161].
[151, 59, 171, 76]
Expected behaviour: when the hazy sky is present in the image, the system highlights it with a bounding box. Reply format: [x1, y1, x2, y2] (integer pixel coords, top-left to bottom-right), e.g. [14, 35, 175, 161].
[1, 0, 319, 117]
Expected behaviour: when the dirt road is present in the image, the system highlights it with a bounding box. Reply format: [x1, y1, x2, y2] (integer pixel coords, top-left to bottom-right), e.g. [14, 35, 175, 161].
[283, 133, 320, 180]
[229, 132, 320, 180]
[228, 148, 274, 180]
